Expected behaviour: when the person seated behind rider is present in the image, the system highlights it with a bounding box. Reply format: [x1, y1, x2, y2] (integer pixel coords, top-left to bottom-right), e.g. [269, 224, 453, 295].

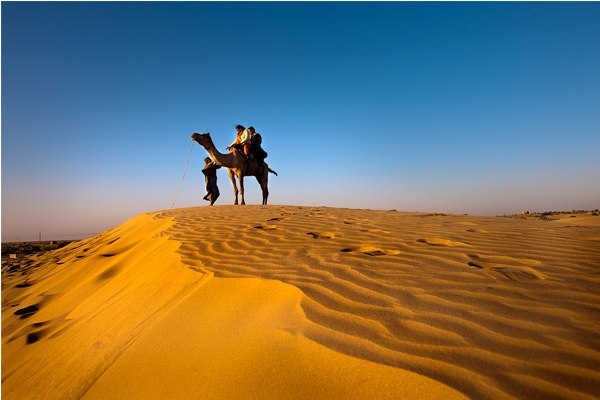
[226, 125, 252, 157]
[248, 126, 258, 143]
[248, 126, 268, 173]
[247, 126, 264, 161]
[248, 126, 267, 159]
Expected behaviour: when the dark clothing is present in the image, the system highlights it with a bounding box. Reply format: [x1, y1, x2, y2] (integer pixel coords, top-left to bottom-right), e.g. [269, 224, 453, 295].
[254, 146, 268, 165]
[202, 161, 221, 205]
[250, 133, 268, 165]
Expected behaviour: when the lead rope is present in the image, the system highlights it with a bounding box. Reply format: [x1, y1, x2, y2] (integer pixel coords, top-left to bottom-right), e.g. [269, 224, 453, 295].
[171, 142, 194, 209]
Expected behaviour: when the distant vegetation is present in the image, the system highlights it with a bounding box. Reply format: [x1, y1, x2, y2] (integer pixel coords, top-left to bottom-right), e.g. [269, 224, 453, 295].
[499, 210, 599, 221]
[1, 240, 76, 257]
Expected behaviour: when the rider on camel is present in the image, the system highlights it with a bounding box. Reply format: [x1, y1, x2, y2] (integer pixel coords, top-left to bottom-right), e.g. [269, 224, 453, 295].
[226, 125, 252, 157]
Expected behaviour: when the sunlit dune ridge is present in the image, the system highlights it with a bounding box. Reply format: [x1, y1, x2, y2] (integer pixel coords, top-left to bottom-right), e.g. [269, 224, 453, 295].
[2, 205, 600, 399]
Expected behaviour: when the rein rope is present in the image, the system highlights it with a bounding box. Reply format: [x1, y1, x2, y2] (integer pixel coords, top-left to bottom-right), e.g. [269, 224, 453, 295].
[171, 142, 194, 209]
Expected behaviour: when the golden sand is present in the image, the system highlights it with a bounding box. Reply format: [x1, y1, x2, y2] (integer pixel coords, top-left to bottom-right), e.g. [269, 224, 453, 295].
[2, 205, 599, 399]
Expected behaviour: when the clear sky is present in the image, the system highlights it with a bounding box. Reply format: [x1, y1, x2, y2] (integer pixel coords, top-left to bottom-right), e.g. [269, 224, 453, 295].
[2, 2, 599, 241]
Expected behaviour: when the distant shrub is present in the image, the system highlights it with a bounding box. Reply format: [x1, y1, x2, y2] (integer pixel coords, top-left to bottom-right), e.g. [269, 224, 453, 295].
[1, 240, 75, 256]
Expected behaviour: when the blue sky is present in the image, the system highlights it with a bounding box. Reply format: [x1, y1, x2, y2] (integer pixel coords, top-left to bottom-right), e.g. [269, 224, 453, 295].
[2, 2, 599, 241]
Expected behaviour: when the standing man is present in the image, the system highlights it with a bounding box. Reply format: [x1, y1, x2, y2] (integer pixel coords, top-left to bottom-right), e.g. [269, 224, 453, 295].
[202, 157, 221, 206]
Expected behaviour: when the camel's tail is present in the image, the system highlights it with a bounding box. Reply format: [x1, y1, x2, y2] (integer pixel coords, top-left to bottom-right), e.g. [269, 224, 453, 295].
[268, 168, 278, 176]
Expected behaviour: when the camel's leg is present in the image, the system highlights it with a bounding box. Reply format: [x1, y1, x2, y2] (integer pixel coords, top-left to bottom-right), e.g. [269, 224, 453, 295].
[263, 164, 270, 205]
[256, 167, 269, 205]
[239, 174, 246, 205]
[228, 169, 239, 205]
[255, 175, 264, 205]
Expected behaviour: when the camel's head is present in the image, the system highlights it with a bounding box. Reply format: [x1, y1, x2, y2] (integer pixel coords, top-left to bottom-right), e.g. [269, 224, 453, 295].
[191, 132, 214, 149]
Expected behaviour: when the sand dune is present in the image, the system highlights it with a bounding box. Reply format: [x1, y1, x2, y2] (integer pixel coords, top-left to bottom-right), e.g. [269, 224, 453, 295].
[2, 205, 599, 399]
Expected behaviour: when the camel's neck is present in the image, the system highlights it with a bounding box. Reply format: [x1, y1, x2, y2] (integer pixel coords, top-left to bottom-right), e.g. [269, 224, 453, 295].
[203, 142, 236, 168]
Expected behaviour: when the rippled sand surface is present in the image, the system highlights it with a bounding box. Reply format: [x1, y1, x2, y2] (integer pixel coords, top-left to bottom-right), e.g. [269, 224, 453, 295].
[3, 205, 599, 399]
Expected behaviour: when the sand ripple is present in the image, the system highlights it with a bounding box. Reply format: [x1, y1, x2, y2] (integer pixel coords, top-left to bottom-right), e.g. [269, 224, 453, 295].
[3, 206, 599, 399]
[153, 205, 600, 400]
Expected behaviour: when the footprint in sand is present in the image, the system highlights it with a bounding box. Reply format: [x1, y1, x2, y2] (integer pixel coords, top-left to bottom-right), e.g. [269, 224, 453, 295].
[307, 210, 336, 219]
[417, 238, 471, 247]
[255, 225, 278, 230]
[307, 232, 336, 239]
[361, 229, 391, 234]
[10, 317, 72, 346]
[343, 218, 371, 224]
[96, 263, 124, 282]
[468, 254, 541, 266]
[341, 246, 400, 256]
[466, 229, 488, 233]
[14, 305, 40, 319]
[27, 333, 42, 344]
[467, 254, 544, 281]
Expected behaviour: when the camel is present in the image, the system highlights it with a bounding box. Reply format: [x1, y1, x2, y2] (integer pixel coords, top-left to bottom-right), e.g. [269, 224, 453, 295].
[191, 132, 277, 205]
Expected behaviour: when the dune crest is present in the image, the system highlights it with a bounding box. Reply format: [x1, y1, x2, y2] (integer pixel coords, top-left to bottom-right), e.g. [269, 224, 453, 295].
[3, 205, 600, 399]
